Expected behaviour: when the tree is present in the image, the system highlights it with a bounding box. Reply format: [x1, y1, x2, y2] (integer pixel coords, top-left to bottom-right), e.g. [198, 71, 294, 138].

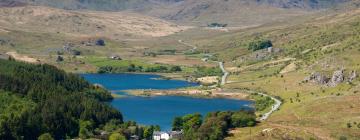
[171, 111, 256, 140]
[109, 133, 126, 140]
[96, 39, 106, 46]
[248, 39, 273, 51]
[143, 127, 153, 139]
[172, 117, 183, 131]
[79, 120, 94, 139]
[38, 133, 54, 140]
[170, 66, 182, 72]
[56, 56, 64, 62]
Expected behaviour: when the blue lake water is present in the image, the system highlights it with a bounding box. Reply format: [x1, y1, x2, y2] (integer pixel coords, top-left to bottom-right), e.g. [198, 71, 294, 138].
[82, 73, 253, 130]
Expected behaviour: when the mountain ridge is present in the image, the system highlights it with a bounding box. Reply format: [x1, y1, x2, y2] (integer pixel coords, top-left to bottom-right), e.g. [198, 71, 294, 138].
[16, 0, 351, 10]
[9, 0, 351, 26]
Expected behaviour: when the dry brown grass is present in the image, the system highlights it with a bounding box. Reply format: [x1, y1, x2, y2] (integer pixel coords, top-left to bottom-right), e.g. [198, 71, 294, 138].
[6, 51, 39, 63]
[143, 55, 216, 67]
[0, 6, 188, 39]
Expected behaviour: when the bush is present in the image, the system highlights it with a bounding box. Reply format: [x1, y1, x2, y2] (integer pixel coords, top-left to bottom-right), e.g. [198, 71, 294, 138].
[208, 23, 227, 27]
[96, 39, 106, 46]
[248, 39, 273, 51]
[38, 133, 54, 140]
[170, 66, 182, 72]
[71, 50, 81, 56]
[109, 133, 126, 140]
[339, 136, 347, 140]
[56, 56, 64, 62]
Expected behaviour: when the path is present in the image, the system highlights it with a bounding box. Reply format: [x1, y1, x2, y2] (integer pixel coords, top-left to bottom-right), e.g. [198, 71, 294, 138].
[219, 61, 229, 86]
[178, 40, 197, 50]
[178, 40, 282, 120]
[258, 93, 282, 121]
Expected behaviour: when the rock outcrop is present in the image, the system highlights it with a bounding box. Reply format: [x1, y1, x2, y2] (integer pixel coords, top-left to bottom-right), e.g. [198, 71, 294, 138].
[329, 69, 345, 87]
[304, 69, 357, 87]
[349, 70, 357, 82]
[305, 72, 329, 84]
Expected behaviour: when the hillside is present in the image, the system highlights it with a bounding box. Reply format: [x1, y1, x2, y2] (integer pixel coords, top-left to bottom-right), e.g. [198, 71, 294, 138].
[0, 0, 26, 7]
[19, 0, 350, 10]
[183, 5, 360, 140]
[0, 6, 186, 39]
[12, 0, 350, 26]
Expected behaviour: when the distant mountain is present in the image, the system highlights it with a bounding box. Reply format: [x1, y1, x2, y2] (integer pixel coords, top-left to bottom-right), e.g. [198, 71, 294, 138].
[6, 0, 353, 26]
[0, 6, 186, 38]
[254, 0, 351, 9]
[16, 0, 350, 10]
[0, 0, 26, 7]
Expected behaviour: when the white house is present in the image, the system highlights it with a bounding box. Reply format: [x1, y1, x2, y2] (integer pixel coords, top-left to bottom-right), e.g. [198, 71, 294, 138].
[153, 131, 170, 140]
[153, 131, 183, 140]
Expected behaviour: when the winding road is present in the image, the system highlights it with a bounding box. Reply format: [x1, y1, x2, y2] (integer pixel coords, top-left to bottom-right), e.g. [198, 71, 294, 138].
[219, 62, 229, 86]
[217, 62, 281, 121]
[257, 93, 282, 121]
[178, 40, 282, 121]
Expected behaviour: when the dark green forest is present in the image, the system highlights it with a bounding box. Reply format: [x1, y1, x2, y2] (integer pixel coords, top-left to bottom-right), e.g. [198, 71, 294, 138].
[0, 59, 122, 139]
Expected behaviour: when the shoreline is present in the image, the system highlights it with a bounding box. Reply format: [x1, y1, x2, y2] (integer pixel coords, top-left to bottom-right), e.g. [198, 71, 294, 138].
[103, 71, 280, 121]
[84, 72, 195, 82]
[121, 88, 251, 100]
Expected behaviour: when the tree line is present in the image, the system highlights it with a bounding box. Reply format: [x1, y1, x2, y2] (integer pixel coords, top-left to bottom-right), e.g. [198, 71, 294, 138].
[172, 110, 257, 140]
[98, 64, 182, 73]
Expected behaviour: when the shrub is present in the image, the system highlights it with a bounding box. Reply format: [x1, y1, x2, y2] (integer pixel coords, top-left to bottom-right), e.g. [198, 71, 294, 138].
[208, 23, 227, 27]
[170, 66, 182, 72]
[38, 133, 54, 140]
[96, 39, 106, 46]
[248, 39, 273, 51]
[109, 133, 126, 140]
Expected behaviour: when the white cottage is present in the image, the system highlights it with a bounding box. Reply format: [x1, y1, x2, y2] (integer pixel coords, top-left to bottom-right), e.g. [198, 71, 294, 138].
[153, 131, 183, 140]
[153, 131, 170, 140]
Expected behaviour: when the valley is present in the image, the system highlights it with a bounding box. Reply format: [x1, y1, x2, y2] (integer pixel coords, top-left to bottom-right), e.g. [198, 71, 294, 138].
[0, 0, 360, 140]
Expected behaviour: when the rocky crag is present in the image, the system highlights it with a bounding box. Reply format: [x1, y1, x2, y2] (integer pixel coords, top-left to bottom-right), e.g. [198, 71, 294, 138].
[304, 69, 357, 87]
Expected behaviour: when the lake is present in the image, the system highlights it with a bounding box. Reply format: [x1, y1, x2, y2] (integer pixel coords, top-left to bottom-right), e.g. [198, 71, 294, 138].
[82, 73, 253, 130]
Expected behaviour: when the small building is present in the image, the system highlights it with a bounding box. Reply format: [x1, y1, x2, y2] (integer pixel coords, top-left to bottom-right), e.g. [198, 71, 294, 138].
[153, 131, 183, 140]
[153, 131, 170, 140]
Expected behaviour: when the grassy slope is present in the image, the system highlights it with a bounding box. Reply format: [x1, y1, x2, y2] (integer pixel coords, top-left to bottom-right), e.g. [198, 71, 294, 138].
[190, 8, 360, 140]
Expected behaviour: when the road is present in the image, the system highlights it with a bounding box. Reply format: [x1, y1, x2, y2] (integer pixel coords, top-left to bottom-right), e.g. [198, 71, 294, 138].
[219, 62, 229, 86]
[258, 92, 282, 121]
[178, 40, 282, 120]
[178, 40, 197, 50]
